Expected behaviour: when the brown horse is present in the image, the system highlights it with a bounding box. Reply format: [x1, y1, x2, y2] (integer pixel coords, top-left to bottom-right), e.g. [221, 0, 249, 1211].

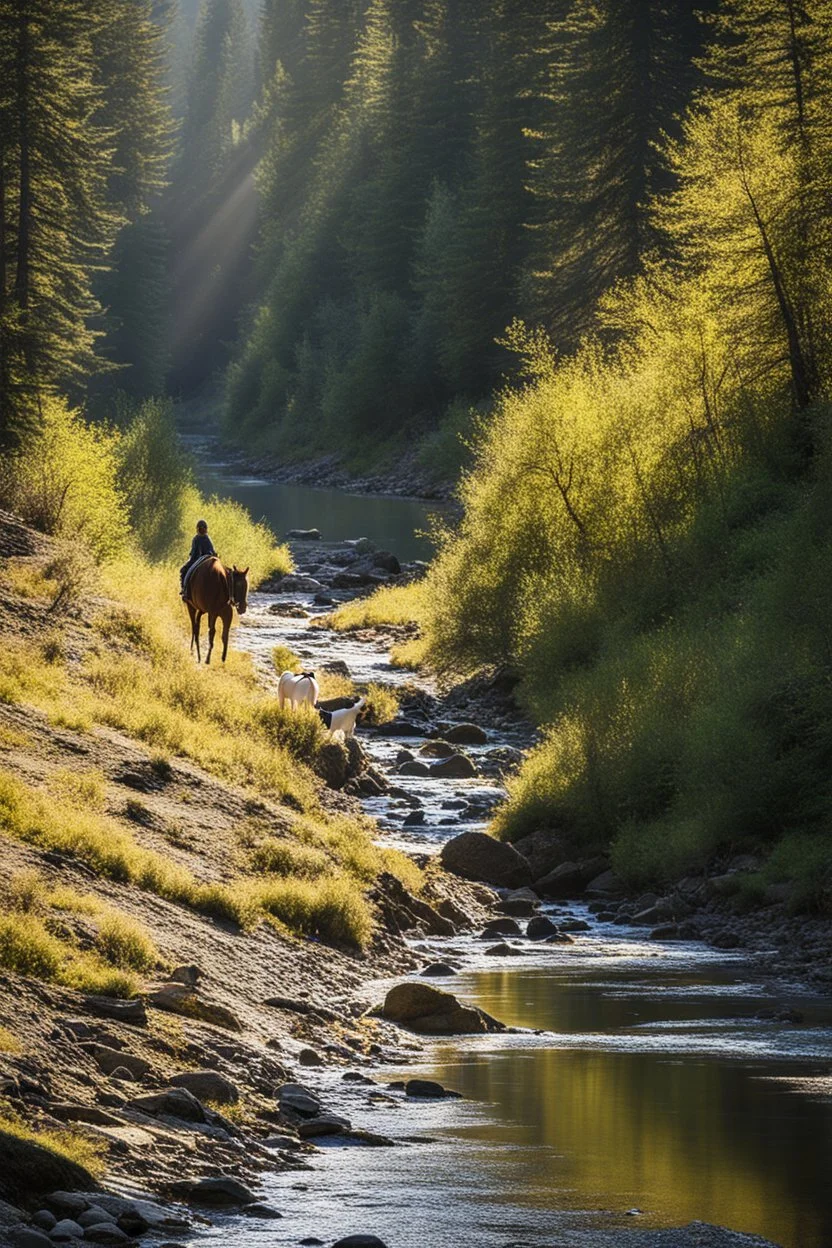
[184, 557, 249, 665]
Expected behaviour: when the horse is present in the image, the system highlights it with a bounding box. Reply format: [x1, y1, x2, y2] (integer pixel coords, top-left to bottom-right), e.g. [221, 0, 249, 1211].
[184, 557, 249, 665]
[277, 670, 319, 710]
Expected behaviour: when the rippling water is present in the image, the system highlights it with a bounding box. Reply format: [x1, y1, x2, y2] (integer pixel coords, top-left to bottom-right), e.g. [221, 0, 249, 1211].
[188, 464, 832, 1248]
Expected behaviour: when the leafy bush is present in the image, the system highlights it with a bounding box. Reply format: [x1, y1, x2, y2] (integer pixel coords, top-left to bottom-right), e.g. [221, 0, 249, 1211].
[0, 398, 127, 559]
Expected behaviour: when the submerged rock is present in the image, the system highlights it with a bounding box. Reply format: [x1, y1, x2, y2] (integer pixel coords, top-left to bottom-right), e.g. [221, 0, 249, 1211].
[405, 1079, 461, 1099]
[443, 723, 488, 745]
[526, 915, 559, 940]
[420, 963, 456, 977]
[430, 754, 478, 779]
[168, 1177, 256, 1207]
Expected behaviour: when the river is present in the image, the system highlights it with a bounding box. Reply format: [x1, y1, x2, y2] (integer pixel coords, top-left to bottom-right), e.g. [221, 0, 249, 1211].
[189, 462, 832, 1248]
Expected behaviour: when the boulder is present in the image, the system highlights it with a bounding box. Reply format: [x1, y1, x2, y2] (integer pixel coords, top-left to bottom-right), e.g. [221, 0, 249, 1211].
[440, 831, 532, 889]
[47, 1218, 84, 1241]
[372, 551, 401, 574]
[32, 1213, 56, 1232]
[277, 1084, 322, 1117]
[420, 963, 456, 977]
[85, 1045, 149, 1080]
[168, 1177, 256, 1207]
[297, 1114, 351, 1138]
[379, 720, 423, 737]
[82, 997, 147, 1027]
[381, 982, 503, 1035]
[241, 1204, 283, 1219]
[649, 924, 680, 941]
[146, 984, 242, 1032]
[429, 754, 478, 780]
[485, 942, 523, 957]
[285, 529, 321, 540]
[10, 1231, 52, 1248]
[83, 1227, 131, 1246]
[332, 1238, 389, 1248]
[275, 575, 324, 594]
[170, 1071, 239, 1105]
[526, 915, 559, 940]
[405, 1079, 461, 1099]
[479, 917, 523, 938]
[167, 965, 201, 987]
[0, 1138, 96, 1206]
[443, 723, 488, 745]
[495, 898, 536, 918]
[559, 918, 590, 932]
[418, 741, 455, 759]
[398, 761, 431, 778]
[77, 1209, 114, 1229]
[585, 869, 625, 896]
[534, 857, 609, 899]
[127, 1088, 206, 1123]
[298, 1048, 324, 1067]
[545, 932, 575, 945]
[403, 810, 425, 827]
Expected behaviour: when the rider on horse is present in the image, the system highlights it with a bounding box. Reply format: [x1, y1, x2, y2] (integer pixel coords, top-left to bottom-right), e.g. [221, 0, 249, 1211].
[180, 520, 216, 600]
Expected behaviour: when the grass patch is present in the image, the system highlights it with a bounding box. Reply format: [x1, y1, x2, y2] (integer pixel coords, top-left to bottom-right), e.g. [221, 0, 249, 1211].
[0, 910, 140, 997]
[251, 837, 331, 878]
[50, 769, 107, 814]
[271, 644, 301, 674]
[322, 582, 425, 632]
[253, 874, 373, 950]
[95, 913, 160, 972]
[0, 1109, 106, 1177]
[0, 1025, 21, 1054]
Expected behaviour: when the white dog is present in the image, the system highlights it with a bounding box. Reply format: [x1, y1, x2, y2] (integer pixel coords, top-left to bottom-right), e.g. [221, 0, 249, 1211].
[277, 670, 320, 710]
[317, 698, 365, 737]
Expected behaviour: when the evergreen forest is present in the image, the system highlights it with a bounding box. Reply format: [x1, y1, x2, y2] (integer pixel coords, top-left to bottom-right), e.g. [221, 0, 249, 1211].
[1, 0, 832, 903]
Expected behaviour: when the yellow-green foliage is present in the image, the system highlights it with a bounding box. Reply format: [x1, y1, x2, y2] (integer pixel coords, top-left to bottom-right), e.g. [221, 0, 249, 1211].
[271, 644, 301, 674]
[323, 582, 426, 632]
[252, 874, 373, 949]
[251, 837, 331, 878]
[0, 399, 127, 560]
[0, 1026, 21, 1054]
[362, 683, 399, 726]
[174, 483, 291, 586]
[50, 769, 107, 814]
[0, 1110, 106, 1177]
[95, 913, 159, 972]
[0, 911, 139, 998]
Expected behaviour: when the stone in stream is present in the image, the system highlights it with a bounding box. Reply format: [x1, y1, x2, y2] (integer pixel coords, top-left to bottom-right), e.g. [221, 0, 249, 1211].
[299, 1047, 325, 1066]
[479, 917, 523, 938]
[274, 573, 325, 593]
[526, 915, 560, 940]
[398, 760, 431, 777]
[396, 749, 415, 765]
[442, 723, 488, 745]
[440, 831, 532, 889]
[285, 528, 321, 540]
[545, 932, 575, 944]
[559, 918, 590, 932]
[533, 857, 609, 900]
[420, 963, 457, 977]
[380, 982, 504, 1035]
[277, 1083, 322, 1117]
[418, 740, 455, 759]
[168, 1177, 256, 1207]
[430, 753, 478, 780]
[485, 942, 524, 957]
[379, 720, 424, 736]
[402, 810, 425, 826]
[83, 1226, 131, 1245]
[332, 1238, 389, 1248]
[47, 1218, 85, 1241]
[241, 1204, 282, 1219]
[298, 1113, 351, 1138]
[405, 1079, 461, 1099]
[496, 898, 536, 918]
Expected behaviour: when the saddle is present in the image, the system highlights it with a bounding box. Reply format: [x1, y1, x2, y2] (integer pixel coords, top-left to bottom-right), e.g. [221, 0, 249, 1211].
[182, 554, 215, 599]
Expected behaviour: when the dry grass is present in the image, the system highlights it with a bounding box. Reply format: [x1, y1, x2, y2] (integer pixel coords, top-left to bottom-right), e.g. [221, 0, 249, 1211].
[0, 1109, 106, 1177]
[0, 1025, 22, 1054]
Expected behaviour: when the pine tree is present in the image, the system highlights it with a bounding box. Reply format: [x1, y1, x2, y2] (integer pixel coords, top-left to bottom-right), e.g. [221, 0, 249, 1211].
[0, 0, 121, 440]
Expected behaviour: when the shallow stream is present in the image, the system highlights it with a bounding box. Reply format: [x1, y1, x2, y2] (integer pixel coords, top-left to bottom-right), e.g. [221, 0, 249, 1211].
[187, 465, 832, 1248]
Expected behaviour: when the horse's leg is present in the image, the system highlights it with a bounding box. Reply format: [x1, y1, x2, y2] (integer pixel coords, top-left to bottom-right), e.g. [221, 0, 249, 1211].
[187, 604, 197, 654]
[206, 613, 216, 666]
[192, 607, 203, 664]
[220, 606, 232, 663]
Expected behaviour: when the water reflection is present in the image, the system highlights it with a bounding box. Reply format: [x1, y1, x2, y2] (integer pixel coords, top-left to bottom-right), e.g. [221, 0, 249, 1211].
[192, 456, 448, 562]
[417, 960, 832, 1248]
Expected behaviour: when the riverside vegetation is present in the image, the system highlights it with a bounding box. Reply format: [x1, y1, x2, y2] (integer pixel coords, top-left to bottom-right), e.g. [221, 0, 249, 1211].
[326, 0, 832, 915]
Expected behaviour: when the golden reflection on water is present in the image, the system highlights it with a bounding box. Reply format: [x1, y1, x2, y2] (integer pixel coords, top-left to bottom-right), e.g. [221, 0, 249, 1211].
[421, 967, 832, 1248]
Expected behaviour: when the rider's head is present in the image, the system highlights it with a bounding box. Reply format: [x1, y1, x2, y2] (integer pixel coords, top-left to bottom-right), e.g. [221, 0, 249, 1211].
[196, 519, 208, 534]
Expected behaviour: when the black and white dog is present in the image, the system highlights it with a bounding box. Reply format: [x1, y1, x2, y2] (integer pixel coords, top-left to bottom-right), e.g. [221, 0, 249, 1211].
[317, 698, 365, 737]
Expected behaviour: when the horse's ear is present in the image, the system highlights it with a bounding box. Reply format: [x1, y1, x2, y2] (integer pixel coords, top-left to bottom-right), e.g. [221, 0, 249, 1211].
[232, 564, 238, 572]
[242, 567, 249, 576]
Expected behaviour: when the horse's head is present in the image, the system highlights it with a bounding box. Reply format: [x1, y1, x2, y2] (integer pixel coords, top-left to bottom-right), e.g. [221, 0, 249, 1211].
[231, 565, 250, 615]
